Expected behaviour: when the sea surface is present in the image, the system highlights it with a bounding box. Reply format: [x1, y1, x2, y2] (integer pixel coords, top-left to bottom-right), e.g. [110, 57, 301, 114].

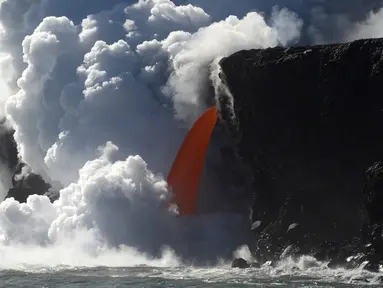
[1, 263, 382, 288]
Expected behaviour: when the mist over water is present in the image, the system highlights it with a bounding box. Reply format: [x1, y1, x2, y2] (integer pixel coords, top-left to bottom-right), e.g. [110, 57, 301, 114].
[0, 0, 381, 271]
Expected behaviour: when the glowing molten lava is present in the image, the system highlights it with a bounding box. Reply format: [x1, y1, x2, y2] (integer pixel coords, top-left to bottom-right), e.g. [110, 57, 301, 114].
[167, 106, 218, 215]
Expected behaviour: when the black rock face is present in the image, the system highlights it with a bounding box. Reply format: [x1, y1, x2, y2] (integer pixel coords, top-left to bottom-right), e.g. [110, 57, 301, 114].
[7, 162, 51, 202]
[0, 120, 19, 171]
[0, 121, 51, 202]
[231, 258, 250, 268]
[218, 38, 383, 268]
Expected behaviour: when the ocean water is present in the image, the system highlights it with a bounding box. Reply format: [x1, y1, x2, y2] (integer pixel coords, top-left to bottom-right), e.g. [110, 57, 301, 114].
[1, 263, 382, 287]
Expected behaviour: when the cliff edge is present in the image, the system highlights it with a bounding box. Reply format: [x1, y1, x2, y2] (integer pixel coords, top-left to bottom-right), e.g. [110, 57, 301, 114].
[218, 38, 383, 270]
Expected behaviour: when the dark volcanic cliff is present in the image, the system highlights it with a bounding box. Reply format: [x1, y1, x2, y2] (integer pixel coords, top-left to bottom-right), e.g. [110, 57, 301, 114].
[0, 122, 50, 202]
[218, 38, 383, 269]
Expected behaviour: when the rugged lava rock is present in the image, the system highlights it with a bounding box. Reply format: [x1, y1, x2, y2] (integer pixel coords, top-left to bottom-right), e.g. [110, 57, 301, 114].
[218, 38, 383, 269]
[231, 258, 251, 268]
[0, 121, 51, 202]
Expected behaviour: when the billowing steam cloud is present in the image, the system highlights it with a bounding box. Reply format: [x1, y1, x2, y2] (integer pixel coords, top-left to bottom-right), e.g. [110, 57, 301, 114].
[0, 0, 302, 266]
[344, 7, 383, 41]
[0, 0, 382, 267]
[186, 0, 383, 43]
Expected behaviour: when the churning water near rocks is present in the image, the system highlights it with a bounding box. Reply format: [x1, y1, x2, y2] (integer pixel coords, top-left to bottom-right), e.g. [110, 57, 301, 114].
[1, 258, 382, 288]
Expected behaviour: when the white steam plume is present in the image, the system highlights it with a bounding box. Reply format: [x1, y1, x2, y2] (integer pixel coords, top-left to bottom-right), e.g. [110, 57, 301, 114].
[186, 0, 383, 44]
[2, 1, 304, 190]
[166, 7, 302, 123]
[0, 0, 304, 266]
[344, 7, 383, 41]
